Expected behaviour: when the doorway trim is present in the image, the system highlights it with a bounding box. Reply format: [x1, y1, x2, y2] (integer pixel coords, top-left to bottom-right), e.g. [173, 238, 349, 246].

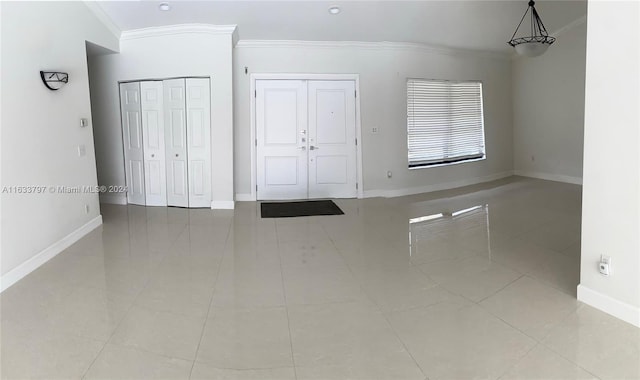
[249, 73, 364, 201]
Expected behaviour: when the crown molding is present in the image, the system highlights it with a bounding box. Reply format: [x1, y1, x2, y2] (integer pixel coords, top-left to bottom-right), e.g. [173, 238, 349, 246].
[235, 40, 510, 60]
[121, 24, 237, 41]
[550, 15, 587, 38]
[83, 1, 122, 39]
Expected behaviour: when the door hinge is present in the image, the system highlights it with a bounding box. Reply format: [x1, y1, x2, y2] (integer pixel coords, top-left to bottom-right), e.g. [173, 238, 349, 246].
[356, 183, 358, 189]
[355, 138, 358, 146]
[355, 90, 357, 98]
[255, 90, 257, 98]
[255, 138, 257, 146]
[256, 185, 258, 191]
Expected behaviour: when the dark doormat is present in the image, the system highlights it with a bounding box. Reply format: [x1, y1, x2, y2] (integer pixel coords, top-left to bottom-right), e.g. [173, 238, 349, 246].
[261, 200, 344, 218]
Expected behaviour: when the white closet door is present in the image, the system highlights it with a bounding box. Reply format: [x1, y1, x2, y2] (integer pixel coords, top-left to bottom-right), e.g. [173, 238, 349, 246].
[119, 82, 146, 205]
[185, 78, 212, 208]
[256, 80, 308, 200]
[140, 81, 167, 206]
[163, 79, 189, 207]
[308, 81, 357, 199]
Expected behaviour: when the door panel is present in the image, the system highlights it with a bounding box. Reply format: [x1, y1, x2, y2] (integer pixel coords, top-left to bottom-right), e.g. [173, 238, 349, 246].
[308, 81, 357, 198]
[140, 81, 167, 206]
[119, 82, 145, 205]
[256, 80, 308, 200]
[265, 156, 302, 185]
[170, 161, 187, 197]
[163, 79, 188, 207]
[185, 78, 212, 208]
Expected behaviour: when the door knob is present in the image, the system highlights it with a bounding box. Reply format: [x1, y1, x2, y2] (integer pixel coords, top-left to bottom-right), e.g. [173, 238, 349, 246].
[151, 154, 155, 158]
[175, 153, 179, 157]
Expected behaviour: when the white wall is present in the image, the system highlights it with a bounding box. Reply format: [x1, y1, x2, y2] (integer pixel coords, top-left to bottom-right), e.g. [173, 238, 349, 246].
[512, 19, 587, 184]
[578, 0, 640, 327]
[88, 26, 235, 208]
[233, 42, 514, 198]
[0, 2, 118, 282]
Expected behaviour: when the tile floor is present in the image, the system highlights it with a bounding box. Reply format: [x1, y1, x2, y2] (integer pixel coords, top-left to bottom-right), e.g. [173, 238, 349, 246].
[2, 177, 639, 379]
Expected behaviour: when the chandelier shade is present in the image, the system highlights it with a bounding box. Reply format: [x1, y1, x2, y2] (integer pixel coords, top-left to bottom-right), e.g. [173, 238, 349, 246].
[508, 0, 556, 57]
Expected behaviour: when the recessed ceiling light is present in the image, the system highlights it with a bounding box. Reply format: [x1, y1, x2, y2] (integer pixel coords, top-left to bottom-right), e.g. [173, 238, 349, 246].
[158, 2, 171, 11]
[328, 6, 341, 15]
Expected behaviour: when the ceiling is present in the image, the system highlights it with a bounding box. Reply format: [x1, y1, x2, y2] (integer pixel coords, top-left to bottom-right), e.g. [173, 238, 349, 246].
[96, 0, 587, 53]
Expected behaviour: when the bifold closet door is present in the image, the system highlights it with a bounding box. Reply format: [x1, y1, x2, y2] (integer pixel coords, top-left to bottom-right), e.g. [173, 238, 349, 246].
[163, 79, 189, 207]
[120, 82, 146, 205]
[140, 81, 167, 206]
[185, 78, 212, 208]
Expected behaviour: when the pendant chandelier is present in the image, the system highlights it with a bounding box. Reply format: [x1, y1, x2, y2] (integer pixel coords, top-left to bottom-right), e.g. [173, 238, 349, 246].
[508, 0, 556, 57]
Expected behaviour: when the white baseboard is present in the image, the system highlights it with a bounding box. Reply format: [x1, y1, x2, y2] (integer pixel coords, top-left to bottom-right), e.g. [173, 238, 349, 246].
[577, 284, 640, 327]
[514, 170, 583, 185]
[0, 215, 103, 293]
[211, 200, 235, 209]
[99, 193, 127, 205]
[235, 193, 254, 202]
[363, 171, 514, 198]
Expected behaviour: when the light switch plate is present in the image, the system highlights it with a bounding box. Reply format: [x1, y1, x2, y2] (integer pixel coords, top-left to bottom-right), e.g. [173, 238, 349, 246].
[80, 118, 89, 127]
[78, 144, 86, 157]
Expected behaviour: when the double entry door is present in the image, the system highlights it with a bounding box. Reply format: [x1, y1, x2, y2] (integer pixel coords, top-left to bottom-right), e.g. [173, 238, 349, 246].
[256, 80, 357, 200]
[119, 78, 211, 208]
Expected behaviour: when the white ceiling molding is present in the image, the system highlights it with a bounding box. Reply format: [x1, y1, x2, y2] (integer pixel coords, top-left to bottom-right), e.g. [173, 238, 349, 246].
[83, 1, 122, 39]
[120, 24, 237, 41]
[550, 15, 587, 38]
[235, 40, 510, 60]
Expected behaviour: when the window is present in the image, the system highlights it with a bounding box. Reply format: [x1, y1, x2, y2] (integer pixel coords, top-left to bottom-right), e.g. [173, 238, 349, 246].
[407, 79, 486, 168]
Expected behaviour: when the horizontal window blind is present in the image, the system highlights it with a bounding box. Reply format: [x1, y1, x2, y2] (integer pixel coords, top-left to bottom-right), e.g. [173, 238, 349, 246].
[407, 79, 486, 167]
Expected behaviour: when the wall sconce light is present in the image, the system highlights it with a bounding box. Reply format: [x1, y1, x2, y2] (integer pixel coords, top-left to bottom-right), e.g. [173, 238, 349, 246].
[40, 71, 69, 91]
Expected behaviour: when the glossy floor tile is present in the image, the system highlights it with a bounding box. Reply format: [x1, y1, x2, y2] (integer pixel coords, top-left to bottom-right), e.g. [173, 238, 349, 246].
[2, 177, 638, 379]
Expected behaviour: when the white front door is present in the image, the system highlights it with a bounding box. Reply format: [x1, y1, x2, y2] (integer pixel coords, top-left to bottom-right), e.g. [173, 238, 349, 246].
[256, 80, 308, 200]
[140, 81, 167, 206]
[163, 79, 189, 207]
[185, 78, 212, 208]
[119, 82, 146, 205]
[308, 80, 357, 199]
[256, 79, 357, 201]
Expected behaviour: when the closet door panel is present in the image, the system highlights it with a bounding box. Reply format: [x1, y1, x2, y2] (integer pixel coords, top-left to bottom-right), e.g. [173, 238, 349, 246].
[140, 81, 167, 206]
[163, 79, 189, 207]
[186, 78, 212, 208]
[119, 82, 146, 205]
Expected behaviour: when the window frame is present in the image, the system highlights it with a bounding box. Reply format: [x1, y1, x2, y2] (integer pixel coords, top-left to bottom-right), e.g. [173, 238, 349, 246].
[406, 78, 487, 170]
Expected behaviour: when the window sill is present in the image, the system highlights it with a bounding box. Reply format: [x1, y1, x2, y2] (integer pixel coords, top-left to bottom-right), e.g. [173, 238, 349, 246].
[408, 156, 486, 170]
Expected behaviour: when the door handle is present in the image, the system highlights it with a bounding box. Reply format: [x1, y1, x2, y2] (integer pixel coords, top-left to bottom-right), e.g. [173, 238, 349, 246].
[298, 146, 306, 151]
[309, 146, 319, 150]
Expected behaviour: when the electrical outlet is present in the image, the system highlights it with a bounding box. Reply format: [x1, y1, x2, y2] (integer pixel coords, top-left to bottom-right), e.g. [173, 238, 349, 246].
[599, 255, 611, 276]
[84, 204, 90, 214]
[371, 127, 379, 134]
